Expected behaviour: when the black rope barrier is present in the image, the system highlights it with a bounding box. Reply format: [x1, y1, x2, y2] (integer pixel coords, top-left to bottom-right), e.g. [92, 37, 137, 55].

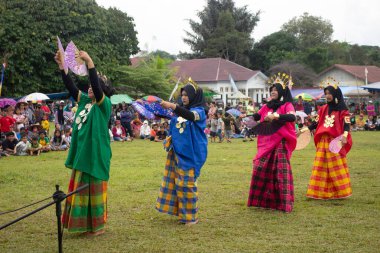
[0, 196, 52, 216]
[0, 184, 89, 253]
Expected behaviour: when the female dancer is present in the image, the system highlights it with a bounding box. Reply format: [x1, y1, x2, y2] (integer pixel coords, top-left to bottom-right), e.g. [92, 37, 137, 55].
[156, 81, 208, 225]
[55, 50, 114, 235]
[247, 73, 297, 212]
[303, 80, 352, 199]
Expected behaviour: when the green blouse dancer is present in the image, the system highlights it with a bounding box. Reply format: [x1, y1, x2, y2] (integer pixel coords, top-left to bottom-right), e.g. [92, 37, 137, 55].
[54, 50, 114, 236]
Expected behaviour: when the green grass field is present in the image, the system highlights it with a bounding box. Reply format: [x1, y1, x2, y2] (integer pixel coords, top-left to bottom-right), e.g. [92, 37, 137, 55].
[0, 132, 379, 253]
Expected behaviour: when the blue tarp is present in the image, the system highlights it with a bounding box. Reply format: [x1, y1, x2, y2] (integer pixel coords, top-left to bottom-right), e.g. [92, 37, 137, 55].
[292, 86, 366, 99]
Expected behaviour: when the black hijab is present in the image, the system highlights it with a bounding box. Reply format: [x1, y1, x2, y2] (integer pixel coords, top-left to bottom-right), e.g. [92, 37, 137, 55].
[266, 83, 293, 111]
[324, 86, 348, 114]
[180, 84, 207, 110]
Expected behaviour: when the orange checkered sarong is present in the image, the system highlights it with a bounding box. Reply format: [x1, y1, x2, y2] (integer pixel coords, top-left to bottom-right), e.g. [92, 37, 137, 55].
[306, 134, 352, 199]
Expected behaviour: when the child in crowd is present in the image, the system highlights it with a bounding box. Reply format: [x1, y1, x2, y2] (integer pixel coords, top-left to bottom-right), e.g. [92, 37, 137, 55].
[41, 114, 50, 136]
[2, 132, 18, 155]
[38, 131, 51, 152]
[222, 113, 234, 143]
[150, 124, 158, 141]
[28, 124, 41, 142]
[14, 135, 29, 156]
[216, 112, 223, 143]
[28, 136, 42, 156]
[64, 128, 72, 146]
[154, 125, 167, 142]
[210, 114, 218, 143]
[50, 129, 68, 151]
[204, 124, 211, 139]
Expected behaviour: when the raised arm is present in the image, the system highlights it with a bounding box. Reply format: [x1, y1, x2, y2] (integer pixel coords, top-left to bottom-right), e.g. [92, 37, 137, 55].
[79, 51, 104, 103]
[55, 51, 80, 101]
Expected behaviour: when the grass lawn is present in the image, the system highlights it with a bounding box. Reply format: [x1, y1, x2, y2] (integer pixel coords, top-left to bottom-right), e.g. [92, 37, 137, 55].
[0, 132, 379, 253]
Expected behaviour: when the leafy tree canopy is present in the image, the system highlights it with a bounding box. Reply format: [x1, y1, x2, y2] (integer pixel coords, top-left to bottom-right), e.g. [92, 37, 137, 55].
[0, 0, 139, 97]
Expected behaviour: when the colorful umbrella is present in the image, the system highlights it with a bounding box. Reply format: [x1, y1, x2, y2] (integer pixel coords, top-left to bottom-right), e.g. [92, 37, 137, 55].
[143, 101, 173, 119]
[20, 92, 50, 103]
[65, 41, 88, 76]
[111, 94, 133, 105]
[131, 101, 155, 119]
[0, 98, 17, 108]
[294, 93, 315, 101]
[226, 108, 241, 117]
[142, 95, 162, 103]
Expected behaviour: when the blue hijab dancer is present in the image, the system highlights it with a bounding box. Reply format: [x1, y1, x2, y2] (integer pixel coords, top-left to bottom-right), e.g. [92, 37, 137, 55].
[156, 81, 208, 225]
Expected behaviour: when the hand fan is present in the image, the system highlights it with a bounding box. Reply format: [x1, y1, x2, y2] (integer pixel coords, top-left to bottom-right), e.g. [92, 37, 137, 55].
[295, 128, 311, 150]
[65, 41, 88, 76]
[57, 36, 68, 74]
[329, 135, 343, 154]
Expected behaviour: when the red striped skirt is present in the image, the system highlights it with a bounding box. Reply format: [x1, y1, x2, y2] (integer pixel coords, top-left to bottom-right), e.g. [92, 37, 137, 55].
[248, 139, 294, 212]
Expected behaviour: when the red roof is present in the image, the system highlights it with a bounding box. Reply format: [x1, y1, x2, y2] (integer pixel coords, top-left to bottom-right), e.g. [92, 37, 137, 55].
[319, 64, 380, 83]
[130, 57, 145, 67]
[170, 58, 259, 82]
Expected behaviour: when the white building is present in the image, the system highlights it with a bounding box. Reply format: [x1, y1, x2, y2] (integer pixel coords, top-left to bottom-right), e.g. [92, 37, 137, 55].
[170, 58, 269, 105]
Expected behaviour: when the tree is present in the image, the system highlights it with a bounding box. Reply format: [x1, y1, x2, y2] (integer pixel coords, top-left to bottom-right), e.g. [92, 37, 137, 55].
[0, 0, 139, 97]
[249, 31, 298, 72]
[184, 0, 260, 65]
[204, 11, 251, 65]
[113, 55, 175, 99]
[282, 12, 333, 50]
[268, 61, 317, 87]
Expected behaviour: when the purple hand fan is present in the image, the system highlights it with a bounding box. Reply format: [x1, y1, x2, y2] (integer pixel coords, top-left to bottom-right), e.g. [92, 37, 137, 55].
[329, 135, 343, 154]
[132, 101, 155, 120]
[65, 41, 88, 76]
[243, 116, 257, 129]
[57, 36, 68, 74]
[251, 121, 285, 136]
[143, 102, 173, 119]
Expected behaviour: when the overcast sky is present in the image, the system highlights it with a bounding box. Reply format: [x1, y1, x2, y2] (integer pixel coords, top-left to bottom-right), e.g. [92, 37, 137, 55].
[96, 0, 380, 55]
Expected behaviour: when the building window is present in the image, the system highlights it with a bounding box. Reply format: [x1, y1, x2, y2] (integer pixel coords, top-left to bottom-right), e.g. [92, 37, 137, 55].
[220, 87, 224, 92]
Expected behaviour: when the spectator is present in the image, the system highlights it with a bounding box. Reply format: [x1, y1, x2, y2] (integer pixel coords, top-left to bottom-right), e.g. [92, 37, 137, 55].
[154, 125, 167, 142]
[55, 101, 65, 130]
[50, 129, 68, 151]
[120, 104, 134, 139]
[350, 113, 357, 131]
[41, 114, 50, 136]
[367, 101, 375, 117]
[365, 115, 376, 131]
[246, 101, 255, 115]
[63, 103, 74, 129]
[295, 96, 305, 112]
[222, 113, 234, 143]
[150, 124, 158, 141]
[14, 135, 29, 156]
[131, 113, 142, 138]
[25, 102, 35, 124]
[1, 105, 16, 137]
[0, 141, 9, 157]
[112, 120, 128, 142]
[140, 120, 151, 139]
[304, 102, 312, 115]
[210, 113, 218, 143]
[356, 114, 365, 131]
[216, 112, 224, 143]
[2, 132, 18, 155]
[63, 128, 72, 146]
[13, 106, 27, 132]
[38, 130, 51, 152]
[34, 103, 45, 124]
[40, 100, 51, 116]
[27, 135, 42, 156]
[28, 123, 42, 142]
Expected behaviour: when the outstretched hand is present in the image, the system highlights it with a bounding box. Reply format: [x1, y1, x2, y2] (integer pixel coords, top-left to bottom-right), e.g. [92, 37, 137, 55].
[160, 101, 176, 110]
[54, 51, 64, 70]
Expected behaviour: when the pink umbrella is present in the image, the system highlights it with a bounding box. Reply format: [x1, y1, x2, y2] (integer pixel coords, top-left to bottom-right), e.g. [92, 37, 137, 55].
[0, 98, 17, 108]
